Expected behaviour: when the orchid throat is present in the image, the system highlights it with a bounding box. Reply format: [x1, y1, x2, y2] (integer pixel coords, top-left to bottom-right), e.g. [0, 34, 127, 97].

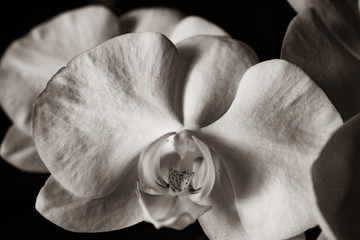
[135, 129, 216, 229]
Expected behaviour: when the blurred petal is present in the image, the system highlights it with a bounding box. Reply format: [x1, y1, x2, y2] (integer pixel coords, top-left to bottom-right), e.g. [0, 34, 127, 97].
[33, 33, 182, 199]
[177, 35, 258, 128]
[200, 60, 342, 239]
[0, 5, 120, 135]
[286, 0, 360, 59]
[136, 183, 210, 230]
[1, 125, 47, 173]
[282, 9, 360, 121]
[317, 232, 330, 240]
[289, 234, 306, 240]
[170, 16, 229, 44]
[311, 113, 360, 240]
[36, 172, 142, 232]
[287, 0, 312, 12]
[118, 7, 184, 38]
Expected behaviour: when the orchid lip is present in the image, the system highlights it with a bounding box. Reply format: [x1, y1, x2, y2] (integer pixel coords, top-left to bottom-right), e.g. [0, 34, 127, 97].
[137, 129, 216, 200]
[136, 129, 216, 229]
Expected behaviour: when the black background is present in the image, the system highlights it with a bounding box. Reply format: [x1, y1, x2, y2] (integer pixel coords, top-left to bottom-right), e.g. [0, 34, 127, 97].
[0, 0, 320, 239]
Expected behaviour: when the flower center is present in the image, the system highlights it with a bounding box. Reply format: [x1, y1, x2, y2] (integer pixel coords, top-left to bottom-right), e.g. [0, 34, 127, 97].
[137, 129, 216, 201]
[168, 167, 195, 193]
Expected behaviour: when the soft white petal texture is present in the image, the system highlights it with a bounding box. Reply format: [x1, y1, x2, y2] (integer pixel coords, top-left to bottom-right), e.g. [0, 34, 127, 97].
[281, 9, 360, 121]
[118, 7, 184, 38]
[311, 113, 360, 240]
[0, 5, 120, 136]
[36, 171, 143, 232]
[33, 33, 183, 199]
[0, 125, 47, 173]
[170, 16, 229, 44]
[199, 60, 342, 239]
[286, 0, 360, 59]
[198, 156, 247, 240]
[136, 183, 210, 230]
[176, 35, 258, 128]
[34, 33, 181, 197]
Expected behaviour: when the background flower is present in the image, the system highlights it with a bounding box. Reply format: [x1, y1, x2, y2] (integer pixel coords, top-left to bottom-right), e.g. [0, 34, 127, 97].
[311, 113, 360, 240]
[282, 1, 360, 239]
[282, 0, 360, 121]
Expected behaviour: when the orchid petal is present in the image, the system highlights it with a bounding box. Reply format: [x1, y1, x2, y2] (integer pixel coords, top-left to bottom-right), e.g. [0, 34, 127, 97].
[33, 33, 183, 199]
[1, 125, 47, 173]
[311, 113, 360, 240]
[286, 0, 360, 59]
[0, 5, 120, 136]
[198, 156, 247, 240]
[176, 35, 258, 128]
[189, 137, 216, 201]
[138, 132, 176, 193]
[200, 60, 342, 239]
[118, 7, 184, 38]
[281, 9, 360, 121]
[170, 16, 229, 44]
[136, 183, 210, 230]
[199, 152, 307, 240]
[36, 172, 142, 232]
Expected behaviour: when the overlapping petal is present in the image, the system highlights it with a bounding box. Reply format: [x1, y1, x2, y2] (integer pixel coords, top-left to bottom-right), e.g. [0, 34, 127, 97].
[1, 4, 230, 174]
[33, 33, 183, 199]
[1, 125, 47, 173]
[176, 35, 258, 128]
[199, 60, 342, 239]
[0, 5, 120, 136]
[118, 7, 184, 38]
[0, 5, 120, 172]
[36, 172, 142, 232]
[311, 113, 360, 240]
[286, 0, 360, 59]
[281, 9, 360, 121]
[170, 16, 229, 44]
[118, 7, 229, 44]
